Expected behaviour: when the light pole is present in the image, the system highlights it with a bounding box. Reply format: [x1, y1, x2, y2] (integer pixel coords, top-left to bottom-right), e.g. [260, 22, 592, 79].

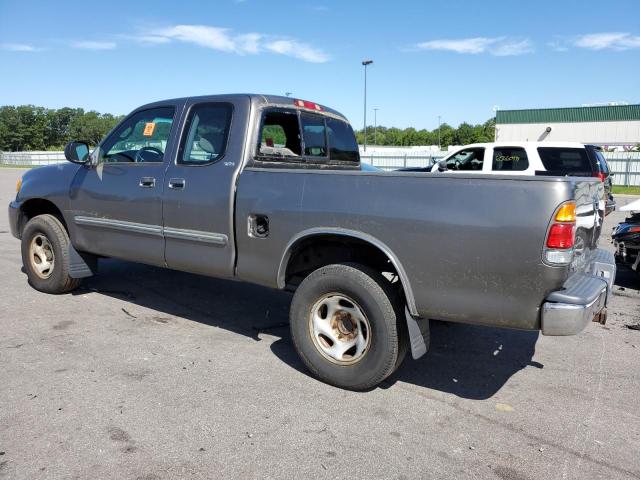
[437, 115, 441, 150]
[373, 107, 379, 146]
[362, 59, 373, 152]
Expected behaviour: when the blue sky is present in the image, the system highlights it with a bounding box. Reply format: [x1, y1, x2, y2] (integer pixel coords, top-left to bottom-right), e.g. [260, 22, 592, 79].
[0, 0, 638, 129]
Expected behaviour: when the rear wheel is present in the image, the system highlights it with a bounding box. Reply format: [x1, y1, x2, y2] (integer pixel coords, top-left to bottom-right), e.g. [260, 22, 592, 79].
[289, 263, 407, 390]
[21, 214, 81, 294]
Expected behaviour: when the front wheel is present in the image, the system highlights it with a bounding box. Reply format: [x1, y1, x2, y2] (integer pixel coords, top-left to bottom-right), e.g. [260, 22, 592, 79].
[21, 214, 81, 294]
[289, 263, 407, 390]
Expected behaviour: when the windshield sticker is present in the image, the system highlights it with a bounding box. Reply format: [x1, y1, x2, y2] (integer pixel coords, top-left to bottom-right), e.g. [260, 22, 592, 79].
[143, 122, 156, 137]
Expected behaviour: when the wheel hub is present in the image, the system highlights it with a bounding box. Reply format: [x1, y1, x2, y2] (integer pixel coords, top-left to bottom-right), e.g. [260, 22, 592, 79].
[29, 233, 55, 279]
[309, 293, 371, 365]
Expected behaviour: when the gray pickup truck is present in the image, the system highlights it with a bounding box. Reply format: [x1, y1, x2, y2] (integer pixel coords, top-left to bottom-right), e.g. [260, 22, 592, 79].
[8, 94, 616, 390]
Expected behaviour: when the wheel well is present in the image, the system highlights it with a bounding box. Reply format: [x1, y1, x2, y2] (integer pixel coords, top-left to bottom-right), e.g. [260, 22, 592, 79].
[19, 199, 67, 234]
[283, 234, 406, 296]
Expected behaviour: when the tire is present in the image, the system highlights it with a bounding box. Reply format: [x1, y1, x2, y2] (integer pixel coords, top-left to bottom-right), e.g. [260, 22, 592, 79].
[21, 214, 81, 294]
[289, 263, 407, 390]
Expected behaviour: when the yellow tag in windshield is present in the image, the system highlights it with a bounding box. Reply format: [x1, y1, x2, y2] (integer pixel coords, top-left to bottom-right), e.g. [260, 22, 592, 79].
[143, 122, 156, 137]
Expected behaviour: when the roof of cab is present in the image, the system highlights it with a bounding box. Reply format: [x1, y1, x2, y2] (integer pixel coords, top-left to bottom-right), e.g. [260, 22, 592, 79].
[134, 93, 350, 123]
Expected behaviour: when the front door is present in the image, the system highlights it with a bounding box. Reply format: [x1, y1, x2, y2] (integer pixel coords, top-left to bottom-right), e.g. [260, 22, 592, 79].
[162, 98, 248, 277]
[69, 104, 180, 266]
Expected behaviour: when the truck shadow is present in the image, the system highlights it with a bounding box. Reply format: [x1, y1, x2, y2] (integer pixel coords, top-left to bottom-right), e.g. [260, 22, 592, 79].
[382, 321, 541, 399]
[77, 259, 540, 400]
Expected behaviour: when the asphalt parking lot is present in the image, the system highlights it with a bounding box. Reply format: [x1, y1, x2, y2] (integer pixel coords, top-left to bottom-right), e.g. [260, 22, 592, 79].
[0, 167, 639, 480]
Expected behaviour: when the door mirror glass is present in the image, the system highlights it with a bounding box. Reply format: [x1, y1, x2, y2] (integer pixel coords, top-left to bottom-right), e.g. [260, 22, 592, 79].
[64, 141, 90, 164]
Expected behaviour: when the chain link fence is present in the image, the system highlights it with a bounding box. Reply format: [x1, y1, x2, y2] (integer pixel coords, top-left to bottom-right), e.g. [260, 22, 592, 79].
[2, 150, 639, 186]
[0, 151, 66, 166]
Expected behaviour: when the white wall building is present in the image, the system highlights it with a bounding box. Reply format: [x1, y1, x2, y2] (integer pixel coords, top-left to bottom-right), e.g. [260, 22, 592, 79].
[495, 104, 640, 146]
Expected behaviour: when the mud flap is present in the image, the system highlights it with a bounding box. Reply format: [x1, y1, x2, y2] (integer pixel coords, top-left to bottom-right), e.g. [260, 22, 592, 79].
[405, 307, 430, 360]
[68, 245, 98, 278]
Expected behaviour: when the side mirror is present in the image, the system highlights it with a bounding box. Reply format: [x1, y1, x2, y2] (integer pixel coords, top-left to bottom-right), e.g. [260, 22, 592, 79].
[437, 158, 449, 171]
[64, 141, 90, 164]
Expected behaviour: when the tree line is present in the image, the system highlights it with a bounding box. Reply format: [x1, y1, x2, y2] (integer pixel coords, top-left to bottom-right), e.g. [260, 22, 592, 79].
[355, 118, 496, 148]
[0, 104, 496, 152]
[0, 105, 123, 152]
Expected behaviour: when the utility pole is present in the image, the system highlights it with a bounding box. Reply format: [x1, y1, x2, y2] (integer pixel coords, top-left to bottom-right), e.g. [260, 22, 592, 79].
[373, 107, 379, 146]
[437, 115, 442, 150]
[362, 59, 373, 152]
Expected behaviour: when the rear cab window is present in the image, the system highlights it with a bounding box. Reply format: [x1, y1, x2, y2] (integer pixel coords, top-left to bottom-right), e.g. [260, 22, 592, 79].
[537, 147, 594, 175]
[259, 109, 302, 158]
[492, 147, 529, 172]
[255, 108, 359, 167]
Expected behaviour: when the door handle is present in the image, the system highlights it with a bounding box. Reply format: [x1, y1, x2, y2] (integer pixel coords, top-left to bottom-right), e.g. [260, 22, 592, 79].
[168, 178, 186, 189]
[139, 177, 156, 188]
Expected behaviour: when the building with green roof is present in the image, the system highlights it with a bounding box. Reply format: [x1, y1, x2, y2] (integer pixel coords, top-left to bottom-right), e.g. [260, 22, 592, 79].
[495, 104, 640, 145]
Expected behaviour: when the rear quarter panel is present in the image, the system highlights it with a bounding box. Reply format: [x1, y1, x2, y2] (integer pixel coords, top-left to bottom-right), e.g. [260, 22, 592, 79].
[235, 170, 576, 330]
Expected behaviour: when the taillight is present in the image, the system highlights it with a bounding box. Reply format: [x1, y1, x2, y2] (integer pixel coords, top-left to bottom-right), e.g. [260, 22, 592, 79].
[544, 201, 576, 265]
[547, 224, 575, 248]
[594, 172, 606, 182]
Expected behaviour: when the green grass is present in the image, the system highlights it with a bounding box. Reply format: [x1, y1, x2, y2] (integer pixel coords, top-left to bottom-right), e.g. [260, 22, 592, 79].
[613, 186, 640, 195]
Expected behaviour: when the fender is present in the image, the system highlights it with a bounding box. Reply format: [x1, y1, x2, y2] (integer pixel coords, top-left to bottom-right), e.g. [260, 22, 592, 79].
[277, 227, 419, 317]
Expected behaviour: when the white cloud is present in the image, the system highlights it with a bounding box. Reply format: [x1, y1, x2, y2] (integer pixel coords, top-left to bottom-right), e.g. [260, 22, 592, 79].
[130, 35, 171, 45]
[416, 37, 497, 54]
[72, 41, 117, 50]
[572, 32, 640, 50]
[415, 37, 533, 56]
[491, 39, 534, 56]
[0, 43, 40, 52]
[135, 24, 329, 63]
[154, 25, 236, 52]
[265, 39, 329, 63]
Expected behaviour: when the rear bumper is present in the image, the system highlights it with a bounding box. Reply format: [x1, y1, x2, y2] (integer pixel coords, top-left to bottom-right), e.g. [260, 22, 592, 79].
[541, 249, 615, 336]
[8, 200, 22, 240]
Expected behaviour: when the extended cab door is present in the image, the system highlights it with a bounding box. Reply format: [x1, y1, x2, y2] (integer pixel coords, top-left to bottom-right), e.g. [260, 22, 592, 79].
[161, 98, 250, 277]
[69, 103, 182, 266]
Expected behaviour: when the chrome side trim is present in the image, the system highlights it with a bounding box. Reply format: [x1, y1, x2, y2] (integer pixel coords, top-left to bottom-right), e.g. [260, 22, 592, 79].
[74, 216, 163, 236]
[163, 227, 228, 246]
[74, 216, 227, 246]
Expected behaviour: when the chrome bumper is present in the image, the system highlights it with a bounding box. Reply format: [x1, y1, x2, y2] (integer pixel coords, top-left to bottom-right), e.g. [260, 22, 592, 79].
[541, 249, 615, 336]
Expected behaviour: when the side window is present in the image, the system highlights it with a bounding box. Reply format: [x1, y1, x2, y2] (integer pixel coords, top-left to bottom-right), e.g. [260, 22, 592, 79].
[446, 148, 485, 171]
[301, 113, 327, 157]
[327, 118, 359, 163]
[100, 107, 175, 163]
[258, 110, 301, 158]
[594, 149, 610, 174]
[179, 103, 232, 165]
[493, 147, 529, 171]
[538, 148, 591, 173]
